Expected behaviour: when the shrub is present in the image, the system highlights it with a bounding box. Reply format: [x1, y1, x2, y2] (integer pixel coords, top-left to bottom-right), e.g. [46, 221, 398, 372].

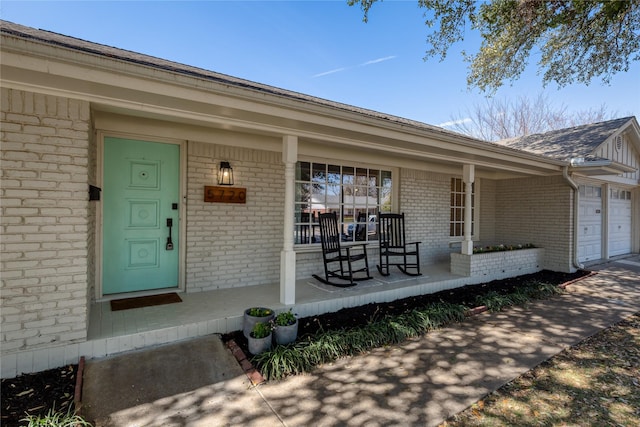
[252, 279, 565, 381]
[21, 406, 92, 427]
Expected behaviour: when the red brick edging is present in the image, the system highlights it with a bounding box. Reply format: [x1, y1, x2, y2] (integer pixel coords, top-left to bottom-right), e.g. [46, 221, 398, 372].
[558, 270, 598, 289]
[226, 339, 265, 386]
[74, 356, 85, 415]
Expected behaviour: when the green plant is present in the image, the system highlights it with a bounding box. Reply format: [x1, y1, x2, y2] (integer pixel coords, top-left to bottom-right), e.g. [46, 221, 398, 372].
[247, 307, 273, 317]
[473, 243, 536, 254]
[475, 291, 515, 312]
[251, 321, 272, 339]
[253, 302, 466, 380]
[253, 279, 567, 381]
[275, 309, 296, 326]
[20, 406, 92, 427]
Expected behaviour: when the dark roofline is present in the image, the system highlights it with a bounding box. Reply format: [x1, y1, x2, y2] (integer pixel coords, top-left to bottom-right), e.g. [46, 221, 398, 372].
[506, 116, 635, 142]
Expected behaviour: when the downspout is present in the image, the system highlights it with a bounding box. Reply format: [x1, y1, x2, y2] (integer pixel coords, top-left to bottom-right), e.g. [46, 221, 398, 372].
[563, 166, 584, 270]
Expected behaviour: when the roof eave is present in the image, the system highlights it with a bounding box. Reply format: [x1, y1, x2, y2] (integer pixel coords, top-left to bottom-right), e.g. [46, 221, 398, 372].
[569, 159, 637, 176]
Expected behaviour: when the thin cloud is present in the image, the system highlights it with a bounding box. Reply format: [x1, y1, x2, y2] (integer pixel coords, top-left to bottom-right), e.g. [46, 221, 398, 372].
[313, 67, 348, 78]
[438, 118, 472, 128]
[313, 55, 397, 78]
[360, 56, 396, 66]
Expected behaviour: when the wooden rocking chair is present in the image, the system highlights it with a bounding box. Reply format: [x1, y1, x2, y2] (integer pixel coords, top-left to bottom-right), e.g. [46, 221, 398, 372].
[312, 212, 373, 287]
[377, 212, 422, 276]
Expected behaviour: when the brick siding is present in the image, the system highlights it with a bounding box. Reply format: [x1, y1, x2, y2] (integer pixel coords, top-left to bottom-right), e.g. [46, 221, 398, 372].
[186, 141, 284, 291]
[451, 248, 544, 279]
[1, 88, 91, 354]
[400, 169, 453, 263]
[494, 175, 574, 272]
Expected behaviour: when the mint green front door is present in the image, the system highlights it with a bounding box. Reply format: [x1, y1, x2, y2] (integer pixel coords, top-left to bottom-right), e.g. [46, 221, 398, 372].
[102, 137, 180, 295]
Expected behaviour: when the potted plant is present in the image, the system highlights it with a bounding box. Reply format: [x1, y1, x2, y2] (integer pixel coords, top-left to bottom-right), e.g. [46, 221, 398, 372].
[248, 321, 272, 355]
[273, 309, 298, 345]
[243, 307, 274, 339]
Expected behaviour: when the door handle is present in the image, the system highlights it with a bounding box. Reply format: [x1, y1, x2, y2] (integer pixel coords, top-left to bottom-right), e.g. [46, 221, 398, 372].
[166, 218, 174, 250]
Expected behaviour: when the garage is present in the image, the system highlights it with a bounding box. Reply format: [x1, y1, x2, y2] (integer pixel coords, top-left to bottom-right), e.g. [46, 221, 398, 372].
[609, 188, 632, 257]
[578, 185, 603, 262]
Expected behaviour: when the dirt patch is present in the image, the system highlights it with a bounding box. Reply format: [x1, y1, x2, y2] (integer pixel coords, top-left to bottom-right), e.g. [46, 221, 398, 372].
[440, 312, 640, 426]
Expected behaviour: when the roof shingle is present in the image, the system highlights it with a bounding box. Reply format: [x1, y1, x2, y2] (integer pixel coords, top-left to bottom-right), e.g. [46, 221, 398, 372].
[497, 117, 634, 161]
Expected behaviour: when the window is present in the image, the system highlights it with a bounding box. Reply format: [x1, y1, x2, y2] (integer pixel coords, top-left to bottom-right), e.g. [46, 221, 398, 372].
[580, 185, 602, 198]
[294, 162, 392, 245]
[450, 177, 475, 238]
[610, 188, 631, 200]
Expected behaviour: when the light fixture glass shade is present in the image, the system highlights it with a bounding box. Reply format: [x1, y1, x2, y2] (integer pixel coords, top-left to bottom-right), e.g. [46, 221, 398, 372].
[218, 161, 234, 185]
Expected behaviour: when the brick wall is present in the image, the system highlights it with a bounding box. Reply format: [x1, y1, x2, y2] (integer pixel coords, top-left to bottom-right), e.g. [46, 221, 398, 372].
[451, 248, 544, 279]
[185, 141, 284, 291]
[1, 88, 91, 354]
[477, 178, 496, 244]
[401, 169, 453, 263]
[494, 175, 574, 272]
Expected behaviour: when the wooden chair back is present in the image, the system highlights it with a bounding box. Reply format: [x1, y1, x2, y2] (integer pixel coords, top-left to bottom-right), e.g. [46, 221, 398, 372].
[379, 213, 407, 249]
[318, 212, 342, 255]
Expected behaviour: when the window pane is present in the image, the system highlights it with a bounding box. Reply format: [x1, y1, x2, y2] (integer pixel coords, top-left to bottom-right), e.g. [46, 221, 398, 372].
[296, 183, 311, 203]
[381, 170, 392, 187]
[327, 164, 341, 185]
[296, 162, 310, 181]
[368, 169, 380, 187]
[355, 168, 368, 186]
[294, 204, 309, 222]
[342, 167, 354, 185]
[312, 163, 326, 183]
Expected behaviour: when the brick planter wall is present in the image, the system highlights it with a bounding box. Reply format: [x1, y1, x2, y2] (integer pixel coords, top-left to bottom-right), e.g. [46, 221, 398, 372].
[451, 248, 544, 280]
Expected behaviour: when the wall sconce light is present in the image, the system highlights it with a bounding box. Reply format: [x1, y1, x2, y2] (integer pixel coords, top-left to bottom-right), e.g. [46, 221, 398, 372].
[218, 161, 234, 185]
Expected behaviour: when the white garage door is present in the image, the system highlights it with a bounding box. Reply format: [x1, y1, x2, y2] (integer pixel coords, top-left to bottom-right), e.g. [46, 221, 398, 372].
[578, 185, 602, 262]
[609, 188, 632, 257]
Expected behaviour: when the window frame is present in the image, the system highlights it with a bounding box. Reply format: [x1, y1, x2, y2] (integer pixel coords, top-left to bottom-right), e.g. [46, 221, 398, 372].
[449, 177, 480, 242]
[294, 158, 397, 249]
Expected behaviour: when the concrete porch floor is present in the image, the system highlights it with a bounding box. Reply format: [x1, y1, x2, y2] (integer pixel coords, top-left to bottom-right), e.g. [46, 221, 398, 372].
[86, 262, 474, 358]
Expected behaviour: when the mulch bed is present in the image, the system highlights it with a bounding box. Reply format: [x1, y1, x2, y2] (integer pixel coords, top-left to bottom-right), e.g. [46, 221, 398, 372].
[222, 269, 591, 357]
[1, 364, 77, 426]
[1, 269, 590, 426]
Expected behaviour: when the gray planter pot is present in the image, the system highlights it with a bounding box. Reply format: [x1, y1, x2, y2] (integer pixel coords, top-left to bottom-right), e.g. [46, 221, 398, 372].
[274, 319, 298, 345]
[243, 307, 274, 339]
[248, 332, 272, 355]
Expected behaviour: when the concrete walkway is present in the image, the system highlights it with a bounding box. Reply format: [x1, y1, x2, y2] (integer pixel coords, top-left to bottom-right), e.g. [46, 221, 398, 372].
[81, 256, 640, 426]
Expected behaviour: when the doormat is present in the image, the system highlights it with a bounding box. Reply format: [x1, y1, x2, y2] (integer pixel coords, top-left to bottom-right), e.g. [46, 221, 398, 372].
[110, 293, 182, 311]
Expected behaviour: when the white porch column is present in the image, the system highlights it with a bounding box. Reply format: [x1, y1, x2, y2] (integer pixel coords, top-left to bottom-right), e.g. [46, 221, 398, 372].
[462, 164, 475, 255]
[280, 135, 298, 305]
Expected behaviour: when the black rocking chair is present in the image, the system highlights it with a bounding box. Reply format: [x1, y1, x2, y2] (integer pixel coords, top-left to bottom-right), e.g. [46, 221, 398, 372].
[377, 212, 422, 276]
[312, 212, 373, 287]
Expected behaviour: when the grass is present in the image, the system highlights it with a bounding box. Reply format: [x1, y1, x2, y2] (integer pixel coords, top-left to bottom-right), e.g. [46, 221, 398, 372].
[20, 406, 92, 427]
[440, 312, 640, 427]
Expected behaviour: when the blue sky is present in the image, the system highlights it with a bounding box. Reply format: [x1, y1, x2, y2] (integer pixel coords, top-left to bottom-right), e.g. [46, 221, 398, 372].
[2, 1, 638, 128]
